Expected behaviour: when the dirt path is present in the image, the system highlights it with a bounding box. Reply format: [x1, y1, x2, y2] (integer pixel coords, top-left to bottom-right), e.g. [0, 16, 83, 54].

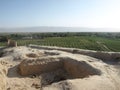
[96, 41, 111, 51]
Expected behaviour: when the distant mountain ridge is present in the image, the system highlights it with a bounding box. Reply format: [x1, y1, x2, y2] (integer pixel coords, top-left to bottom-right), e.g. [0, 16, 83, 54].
[0, 27, 120, 32]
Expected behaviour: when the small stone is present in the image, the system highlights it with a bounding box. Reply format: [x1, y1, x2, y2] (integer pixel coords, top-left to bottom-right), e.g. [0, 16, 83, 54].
[7, 87, 11, 90]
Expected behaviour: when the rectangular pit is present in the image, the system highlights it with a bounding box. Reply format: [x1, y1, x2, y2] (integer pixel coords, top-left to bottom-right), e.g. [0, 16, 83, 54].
[19, 57, 101, 85]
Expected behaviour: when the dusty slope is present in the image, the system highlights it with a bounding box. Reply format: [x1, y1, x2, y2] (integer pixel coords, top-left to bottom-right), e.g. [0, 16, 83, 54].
[0, 46, 120, 90]
[0, 63, 7, 90]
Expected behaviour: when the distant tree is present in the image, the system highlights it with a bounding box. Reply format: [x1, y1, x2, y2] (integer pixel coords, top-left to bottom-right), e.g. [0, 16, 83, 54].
[0, 36, 9, 42]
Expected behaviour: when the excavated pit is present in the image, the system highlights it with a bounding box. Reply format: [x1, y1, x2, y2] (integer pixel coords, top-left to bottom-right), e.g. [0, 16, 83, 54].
[19, 57, 101, 86]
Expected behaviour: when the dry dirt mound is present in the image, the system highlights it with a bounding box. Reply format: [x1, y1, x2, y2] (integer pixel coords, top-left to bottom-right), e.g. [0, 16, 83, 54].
[0, 46, 120, 90]
[29, 45, 120, 62]
[0, 63, 7, 90]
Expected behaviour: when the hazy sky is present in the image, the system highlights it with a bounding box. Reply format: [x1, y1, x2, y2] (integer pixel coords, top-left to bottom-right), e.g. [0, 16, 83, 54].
[0, 0, 120, 31]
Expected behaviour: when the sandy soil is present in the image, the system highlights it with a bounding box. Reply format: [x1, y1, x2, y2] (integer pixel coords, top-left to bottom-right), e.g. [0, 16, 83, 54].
[0, 46, 120, 90]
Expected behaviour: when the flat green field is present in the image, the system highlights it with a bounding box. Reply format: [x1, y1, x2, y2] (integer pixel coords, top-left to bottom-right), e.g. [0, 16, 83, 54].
[13, 36, 120, 52]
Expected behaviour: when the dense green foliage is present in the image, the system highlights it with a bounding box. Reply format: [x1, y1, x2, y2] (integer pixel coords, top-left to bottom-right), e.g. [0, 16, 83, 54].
[16, 36, 120, 52]
[0, 33, 120, 52]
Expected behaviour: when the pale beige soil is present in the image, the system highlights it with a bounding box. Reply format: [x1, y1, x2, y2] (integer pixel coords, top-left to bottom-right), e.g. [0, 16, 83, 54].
[0, 46, 120, 90]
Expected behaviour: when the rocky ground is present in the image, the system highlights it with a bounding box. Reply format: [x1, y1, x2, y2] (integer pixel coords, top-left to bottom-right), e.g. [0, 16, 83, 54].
[0, 46, 120, 90]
